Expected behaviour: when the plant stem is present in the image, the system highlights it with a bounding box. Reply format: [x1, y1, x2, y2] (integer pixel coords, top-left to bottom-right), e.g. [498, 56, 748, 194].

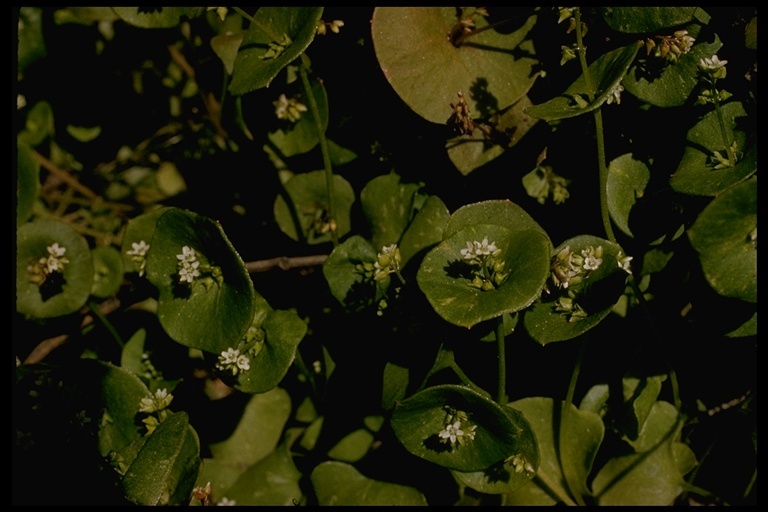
[558, 337, 587, 506]
[713, 96, 737, 164]
[299, 55, 339, 246]
[574, 8, 616, 243]
[495, 317, 507, 405]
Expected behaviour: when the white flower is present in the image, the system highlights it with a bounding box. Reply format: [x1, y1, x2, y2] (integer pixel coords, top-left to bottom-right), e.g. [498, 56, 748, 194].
[176, 246, 197, 264]
[139, 388, 173, 413]
[218, 348, 240, 366]
[273, 93, 308, 122]
[580, 246, 603, 271]
[460, 237, 500, 262]
[438, 420, 477, 446]
[217, 497, 236, 506]
[126, 240, 150, 257]
[178, 260, 200, 283]
[216, 348, 249, 376]
[699, 55, 728, 71]
[47, 243, 67, 258]
[42, 243, 70, 274]
[236, 354, 251, 372]
[616, 250, 633, 274]
[606, 83, 624, 105]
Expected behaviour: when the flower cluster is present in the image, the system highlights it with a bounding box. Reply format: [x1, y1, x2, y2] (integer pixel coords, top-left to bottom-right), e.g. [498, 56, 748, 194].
[126, 240, 150, 276]
[216, 347, 251, 376]
[215, 326, 266, 377]
[139, 388, 174, 434]
[548, 245, 611, 322]
[316, 19, 344, 36]
[260, 34, 292, 61]
[644, 30, 695, 63]
[273, 93, 308, 123]
[460, 237, 509, 291]
[355, 244, 404, 283]
[506, 453, 535, 476]
[438, 409, 477, 448]
[27, 243, 70, 285]
[177, 246, 201, 284]
[606, 83, 624, 105]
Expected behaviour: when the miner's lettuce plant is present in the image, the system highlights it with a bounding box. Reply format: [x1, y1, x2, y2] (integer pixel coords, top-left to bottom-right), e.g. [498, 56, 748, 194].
[15, 6, 755, 506]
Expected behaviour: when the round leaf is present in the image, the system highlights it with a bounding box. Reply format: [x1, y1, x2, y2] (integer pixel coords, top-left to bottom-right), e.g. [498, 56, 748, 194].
[229, 7, 323, 94]
[311, 461, 428, 506]
[360, 172, 422, 251]
[371, 7, 539, 125]
[417, 224, 550, 328]
[606, 153, 651, 237]
[523, 235, 629, 345]
[223, 441, 303, 505]
[443, 199, 549, 240]
[390, 384, 538, 472]
[273, 170, 355, 245]
[17, 219, 94, 318]
[145, 208, 256, 353]
[687, 177, 757, 302]
[322, 235, 381, 310]
[90, 245, 124, 298]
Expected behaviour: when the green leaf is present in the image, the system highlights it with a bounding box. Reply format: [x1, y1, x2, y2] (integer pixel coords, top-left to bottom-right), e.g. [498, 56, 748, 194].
[670, 102, 756, 196]
[311, 461, 429, 506]
[399, 195, 451, 268]
[523, 236, 629, 345]
[267, 76, 329, 157]
[447, 95, 539, 175]
[111, 7, 205, 29]
[360, 172, 422, 251]
[66, 124, 101, 142]
[16, 219, 94, 318]
[211, 31, 245, 76]
[273, 170, 355, 244]
[209, 388, 292, 468]
[229, 7, 323, 94]
[145, 208, 256, 353]
[371, 7, 539, 125]
[322, 235, 382, 311]
[222, 440, 304, 505]
[601, 7, 705, 33]
[328, 428, 376, 463]
[19, 100, 55, 147]
[391, 385, 538, 472]
[189, 458, 242, 505]
[18, 7, 47, 74]
[232, 309, 308, 394]
[121, 411, 201, 506]
[725, 311, 757, 338]
[443, 199, 549, 240]
[687, 177, 757, 302]
[525, 42, 641, 121]
[620, 375, 666, 443]
[418, 224, 550, 328]
[16, 138, 40, 226]
[606, 153, 651, 237]
[592, 402, 693, 505]
[503, 397, 604, 506]
[623, 35, 721, 108]
[90, 245, 124, 298]
[120, 328, 149, 378]
[120, 206, 170, 275]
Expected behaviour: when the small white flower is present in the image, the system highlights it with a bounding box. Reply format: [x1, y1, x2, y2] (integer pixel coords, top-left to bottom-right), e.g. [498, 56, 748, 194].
[217, 497, 236, 506]
[438, 420, 477, 446]
[699, 55, 728, 71]
[580, 246, 603, 271]
[139, 388, 173, 413]
[236, 354, 251, 372]
[178, 260, 201, 284]
[126, 240, 150, 257]
[177, 246, 198, 264]
[606, 83, 624, 105]
[616, 250, 633, 274]
[218, 348, 240, 366]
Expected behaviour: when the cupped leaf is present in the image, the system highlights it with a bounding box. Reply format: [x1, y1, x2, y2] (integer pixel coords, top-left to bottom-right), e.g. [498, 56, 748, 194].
[111, 7, 205, 28]
[525, 42, 641, 121]
[208, 388, 292, 468]
[399, 195, 451, 268]
[391, 384, 538, 472]
[523, 235, 629, 345]
[451, 405, 540, 494]
[145, 208, 256, 353]
[120, 207, 170, 275]
[267, 76, 329, 157]
[16, 219, 94, 318]
[90, 245, 124, 298]
[592, 401, 694, 505]
[323, 235, 382, 311]
[601, 7, 707, 33]
[232, 309, 308, 394]
[417, 224, 550, 328]
[121, 411, 201, 506]
[606, 153, 651, 238]
[503, 397, 604, 506]
[447, 95, 539, 176]
[371, 7, 539, 125]
[311, 461, 428, 506]
[443, 199, 549, 240]
[623, 35, 721, 108]
[670, 101, 756, 196]
[273, 170, 355, 245]
[687, 177, 757, 302]
[16, 138, 40, 226]
[360, 172, 422, 251]
[229, 7, 323, 94]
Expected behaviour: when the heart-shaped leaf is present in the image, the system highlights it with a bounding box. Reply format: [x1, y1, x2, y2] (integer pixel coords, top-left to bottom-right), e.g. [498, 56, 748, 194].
[229, 7, 323, 94]
[391, 384, 538, 472]
[371, 7, 539, 125]
[16, 219, 94, 318]
[687, 177, 757, 302]
[112, 7, 205, 28]
[145, 208, 256, 353]
[273, 170, 355, 245]
[525, 42, 641, 121]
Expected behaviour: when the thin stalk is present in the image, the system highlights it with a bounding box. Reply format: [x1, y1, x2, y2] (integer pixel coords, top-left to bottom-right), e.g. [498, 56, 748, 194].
[87, 299, 124, 351]
[712, 97, 737, 164]
[558, 337, 588, 506]
[495, 317, 507, 405]
[299, 55, 339, 246]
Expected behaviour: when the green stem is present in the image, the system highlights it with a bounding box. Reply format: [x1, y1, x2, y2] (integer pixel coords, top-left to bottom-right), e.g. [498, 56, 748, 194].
[299, 55, 339, 246]
[87, 299, 124, 350]
[574, 8, 616, 243]
[712, 94, 737, 164]
[495, 317, 507, 405]
[558, 337, 587, 506]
